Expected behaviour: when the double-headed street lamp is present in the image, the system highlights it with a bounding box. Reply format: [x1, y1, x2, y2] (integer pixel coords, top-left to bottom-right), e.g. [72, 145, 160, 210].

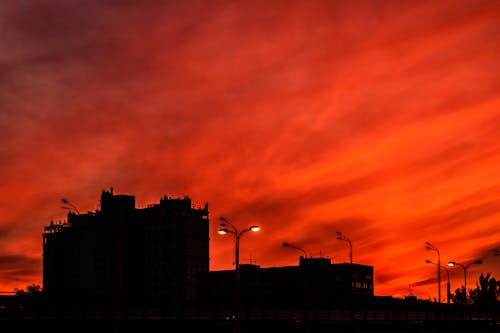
[336, 231, 352, 264]
[447, 259, 483, 292]
[218, 217, 261, 274]
[425, 241, 441, 304]
[218, 217, 260, 332]
[426, 260, 450, 304]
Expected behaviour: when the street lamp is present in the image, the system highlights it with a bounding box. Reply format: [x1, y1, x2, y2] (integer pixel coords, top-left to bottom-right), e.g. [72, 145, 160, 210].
[447, 259, 483, 292]
[425, 241, 441, 304]
[218, 217, 260, 332]
[426, 260, 450, 304]
[61, 198, 80, 215]
[336, 231, 352, 264]
[282, 241, 310, 333]
[282, 242, 307, 258]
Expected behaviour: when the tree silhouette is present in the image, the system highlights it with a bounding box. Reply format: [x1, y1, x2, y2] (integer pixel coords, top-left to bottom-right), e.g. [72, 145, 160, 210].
[451, 286, 469, 305]
[14, 284, 43, 306]
[451, 274, 500, 308]
[469, 273, 499, 309]
[14, 283, 42, 297]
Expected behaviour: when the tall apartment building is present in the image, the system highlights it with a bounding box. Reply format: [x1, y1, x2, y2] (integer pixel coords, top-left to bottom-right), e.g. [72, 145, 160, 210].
[42, 189, 209, 306]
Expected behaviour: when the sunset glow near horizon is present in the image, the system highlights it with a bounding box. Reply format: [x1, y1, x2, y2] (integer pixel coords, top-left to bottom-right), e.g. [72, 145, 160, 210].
[1, 0, 499, 300]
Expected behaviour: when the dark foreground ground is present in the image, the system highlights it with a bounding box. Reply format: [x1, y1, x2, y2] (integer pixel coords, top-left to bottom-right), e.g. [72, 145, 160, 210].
[1, 318, 499, 333]
[1, 302, 498, 333]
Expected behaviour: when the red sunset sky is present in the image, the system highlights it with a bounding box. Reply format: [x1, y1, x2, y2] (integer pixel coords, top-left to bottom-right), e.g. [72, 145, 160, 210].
[1, 0, 499, 300]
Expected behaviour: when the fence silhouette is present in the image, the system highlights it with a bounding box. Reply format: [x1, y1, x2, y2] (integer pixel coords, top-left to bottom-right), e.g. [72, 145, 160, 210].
[1, 301, 498, 332]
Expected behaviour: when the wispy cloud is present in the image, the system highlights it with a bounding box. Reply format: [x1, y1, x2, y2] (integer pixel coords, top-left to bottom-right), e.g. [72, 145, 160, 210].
[0, 0, 499, 297]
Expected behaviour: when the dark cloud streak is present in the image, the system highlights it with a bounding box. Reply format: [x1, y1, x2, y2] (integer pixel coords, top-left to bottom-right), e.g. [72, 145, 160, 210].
[1, 0, 500, 298]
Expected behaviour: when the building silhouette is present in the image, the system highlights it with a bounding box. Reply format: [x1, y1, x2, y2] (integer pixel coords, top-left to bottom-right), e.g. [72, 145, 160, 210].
[198, 257, 374, 308]
[42, 188, 375, 310]
[42, 188, 209, 306]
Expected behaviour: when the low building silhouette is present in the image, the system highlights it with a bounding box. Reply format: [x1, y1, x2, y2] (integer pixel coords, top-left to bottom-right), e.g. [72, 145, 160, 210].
[42, 188, 209, 307]
[198, 257, 374, 308]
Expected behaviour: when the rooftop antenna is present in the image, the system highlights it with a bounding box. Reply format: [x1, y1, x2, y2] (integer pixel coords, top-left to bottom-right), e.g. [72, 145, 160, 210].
[248, 253, 257, 265]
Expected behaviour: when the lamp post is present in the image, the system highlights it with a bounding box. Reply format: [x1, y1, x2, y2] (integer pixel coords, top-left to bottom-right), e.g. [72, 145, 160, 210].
[61, 198, 80, 214]
[282, 242, 307, 258]
[218, 217, 260, 333]
[447, 259, 483, 292]
[426, 260, 450, 304]
[336, 231, 352, 264]
[282, 242, 310, 333]
[425, 241, 441, 304]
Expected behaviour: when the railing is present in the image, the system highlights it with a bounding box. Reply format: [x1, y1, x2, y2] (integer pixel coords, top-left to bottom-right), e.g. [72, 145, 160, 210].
[1, 304, 497, 324]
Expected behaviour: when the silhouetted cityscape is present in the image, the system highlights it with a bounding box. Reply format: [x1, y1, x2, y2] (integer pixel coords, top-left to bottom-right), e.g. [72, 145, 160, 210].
[0, 189, 498, 332]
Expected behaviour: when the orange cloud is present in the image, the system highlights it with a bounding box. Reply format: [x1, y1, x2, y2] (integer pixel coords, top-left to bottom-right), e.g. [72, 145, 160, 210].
[0, 0, 499, 299]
